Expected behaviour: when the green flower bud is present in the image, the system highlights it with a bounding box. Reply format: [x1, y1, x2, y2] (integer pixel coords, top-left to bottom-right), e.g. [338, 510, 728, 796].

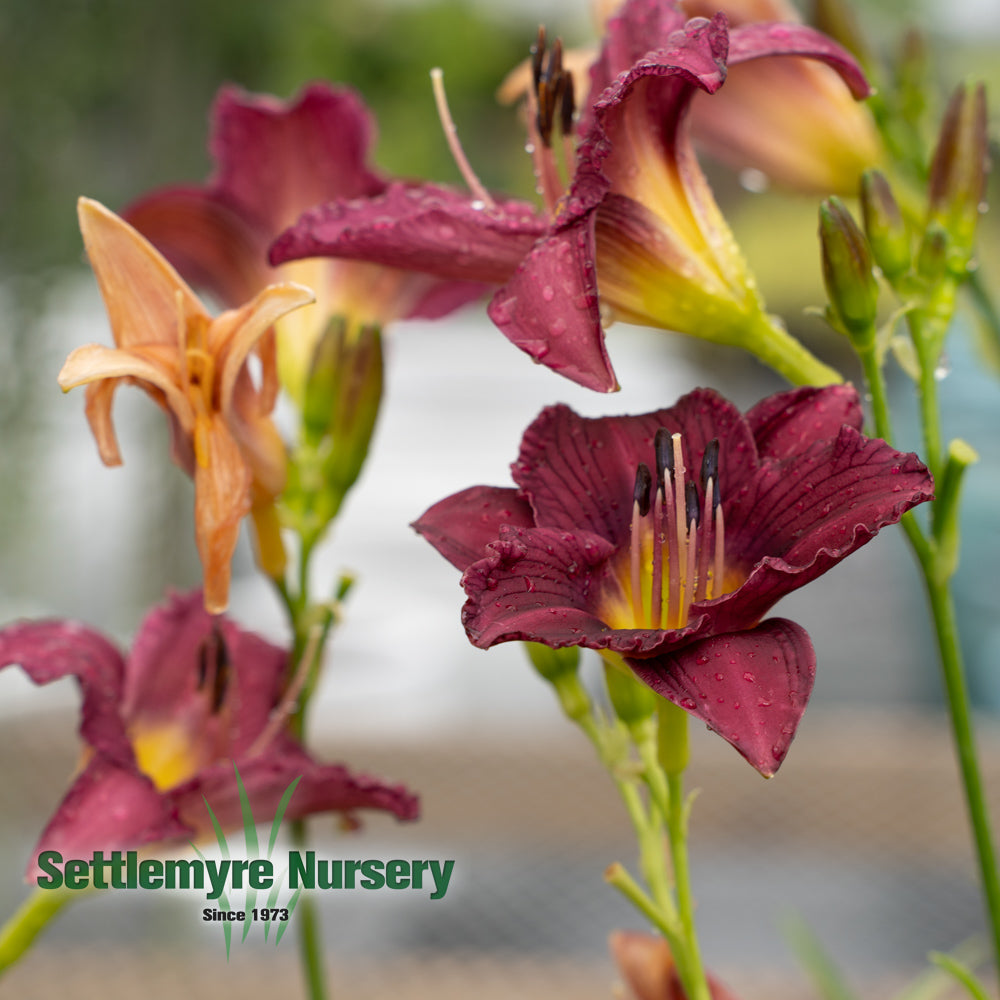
[927, 82, 989, 276]
[603, 654, 657, 729]
[524, 641, 580, 683]
[917, 222, 950, 285]
[860, 170, 911, 282]
[320, 321, 384, 503]
[819, 197, 879, 349]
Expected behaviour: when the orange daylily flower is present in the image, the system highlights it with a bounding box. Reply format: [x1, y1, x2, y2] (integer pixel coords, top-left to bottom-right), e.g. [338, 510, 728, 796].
[58, 198, 315, 613]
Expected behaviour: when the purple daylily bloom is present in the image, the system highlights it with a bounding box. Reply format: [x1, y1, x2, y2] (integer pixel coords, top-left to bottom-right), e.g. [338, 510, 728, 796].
[0, 591, 418, 876]
[272, 8, 869, 392]
[123, 82, 486, 402]
[413, 386, 933, 775]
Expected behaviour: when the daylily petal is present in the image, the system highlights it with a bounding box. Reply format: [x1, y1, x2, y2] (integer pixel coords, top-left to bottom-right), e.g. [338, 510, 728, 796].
[411, 485, 535, 572]
[78, 197, 207, 351]
[213, 281, 316, 417]
[28, 756, 189, 877]
[58, 342, 194, 436]
[209, 82, 386, 236]
[724, 21, 870, 96]
[461, 525, 627, 649]
[121, 186, 271, 308]
[724, 425, 935, 570]
[486, 218, 616, 392]
[511, 393, 757, 546]
[585, 0, 688, 106]
[193, 416, 254, 615]
[627, 618, 815, 775]
[270, 181, 547, 285]
[172, 739, 420, 837]
[744, 383, 862, 460]
[0, 620, 131, 765]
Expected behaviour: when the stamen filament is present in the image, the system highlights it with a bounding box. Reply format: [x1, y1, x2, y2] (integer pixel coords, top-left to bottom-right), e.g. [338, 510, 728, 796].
[682, 515, 697, 627]
[651, 487, 664, 629]
[696, 477, 714, 603]
[524, 88, 564, 216]
[630, 498, 644, 626]
[672, 434, 687, 607]
[430, 68, 496, 210]
[713, 503, 725, 602]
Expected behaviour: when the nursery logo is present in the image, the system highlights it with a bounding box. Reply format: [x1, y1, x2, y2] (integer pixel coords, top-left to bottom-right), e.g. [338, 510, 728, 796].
[34, 768, 455, 958]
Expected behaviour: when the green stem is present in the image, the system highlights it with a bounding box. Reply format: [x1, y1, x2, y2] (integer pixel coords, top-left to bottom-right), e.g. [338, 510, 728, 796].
[290, 818, 328, 1000]
[0, 887, 77, 975]
[666, 770, 709, 1000]
[858, 344, 895, 443]
[744, 312, 844, 388]
[862, 299, 1000, 986]
[922, 574, 1000, 980]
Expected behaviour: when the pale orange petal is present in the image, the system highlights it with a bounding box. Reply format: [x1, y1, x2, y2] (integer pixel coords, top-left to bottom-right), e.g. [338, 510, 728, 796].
[77, 197, 210, 350]
[59, 343, 195, 434]
[193, 415, 253, 614]
[212, 281, 315, 417]
[82, 378, 125, 466]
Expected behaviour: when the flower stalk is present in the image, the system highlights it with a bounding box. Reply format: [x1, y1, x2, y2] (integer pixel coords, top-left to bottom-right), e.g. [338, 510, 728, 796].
[847, 143, 1000, 990]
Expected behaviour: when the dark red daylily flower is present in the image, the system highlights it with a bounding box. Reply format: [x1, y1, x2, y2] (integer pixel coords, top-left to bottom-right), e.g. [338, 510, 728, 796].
[123, 82, 485, 403]
[0, 591, 418, 876]
[599, 0, 885, 194]
[413, 386, 933, 775]
[272, 8, 868, 391]
[611, 930, 739, 1000]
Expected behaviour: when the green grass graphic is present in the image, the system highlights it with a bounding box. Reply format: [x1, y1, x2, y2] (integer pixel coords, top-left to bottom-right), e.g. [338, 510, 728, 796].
[196, 764, 303, 957]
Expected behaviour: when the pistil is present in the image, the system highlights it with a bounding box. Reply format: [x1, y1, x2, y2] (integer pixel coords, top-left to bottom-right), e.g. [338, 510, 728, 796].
[430, 67, 496, 211]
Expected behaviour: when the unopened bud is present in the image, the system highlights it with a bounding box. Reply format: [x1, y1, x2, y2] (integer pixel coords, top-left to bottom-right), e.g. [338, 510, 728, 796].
[525, 641, 580, 683]
[917, 222, 950, 284]
[321, 322, 384, 502]
[927, 81, 989, 275]
[603, 654, 657, 728]
[819, 197, 879, 348]
[302, 316, 347, 446]
[860, 170, 911, 282]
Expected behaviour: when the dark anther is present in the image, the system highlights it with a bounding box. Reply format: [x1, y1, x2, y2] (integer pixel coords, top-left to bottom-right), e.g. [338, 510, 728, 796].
[559, 71, 576, 137]
[197, 623, 231, 714]
[654, 428, 674, 484]
[701, 438, 719, 498]
[531, 29, 571, 147]
[633, 463, 652, 517]
[685, 480, 701, 528]
[531, 25, 546, 91]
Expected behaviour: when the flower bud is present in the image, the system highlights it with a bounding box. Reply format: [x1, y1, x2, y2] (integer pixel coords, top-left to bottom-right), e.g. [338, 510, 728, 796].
[603, 654, 657, 728]
[916, 221, 949, 285]
[819, 197, 879, 348]
[860, 170, 911, 282]
[320, 321, 384, 504]
[525, 641, 580, 683]
[927, 82, 989, 276]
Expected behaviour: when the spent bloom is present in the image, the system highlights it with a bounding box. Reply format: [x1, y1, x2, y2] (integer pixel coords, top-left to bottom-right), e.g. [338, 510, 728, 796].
[414, 386, 933, 774]
[272, 5, 870, 392]
[58, 199, 313, 613]
[0, 590, 418, 876]
[123, 82, 486, 403]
